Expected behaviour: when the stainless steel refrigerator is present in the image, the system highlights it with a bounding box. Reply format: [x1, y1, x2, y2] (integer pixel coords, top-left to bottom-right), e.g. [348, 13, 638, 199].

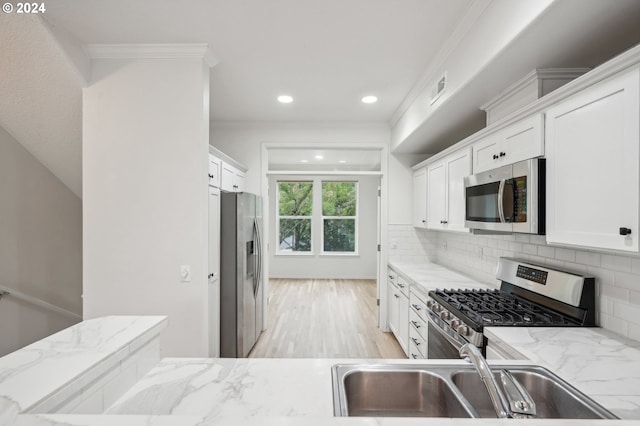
[220, 191, 264, 358]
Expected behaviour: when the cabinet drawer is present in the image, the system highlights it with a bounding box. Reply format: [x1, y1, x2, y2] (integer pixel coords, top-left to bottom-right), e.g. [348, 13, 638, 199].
[387, 268, 397, 285]
[409, 308, 428, 341]
[408, 340, 424, 360]
[409, 293, 428, 322]
[396, 276, 409, 297]
[208, 155, 221, 188]
[409, 327, 427, 358]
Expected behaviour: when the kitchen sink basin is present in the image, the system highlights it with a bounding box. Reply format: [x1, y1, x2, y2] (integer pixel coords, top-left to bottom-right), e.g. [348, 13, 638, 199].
[451, 368, 616, 419]
[340, 368, 471, 417]
[332, 364, 618, 419]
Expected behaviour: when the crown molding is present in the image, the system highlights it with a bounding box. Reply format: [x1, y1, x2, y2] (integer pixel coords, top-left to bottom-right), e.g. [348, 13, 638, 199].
[84, 43, 219, 67]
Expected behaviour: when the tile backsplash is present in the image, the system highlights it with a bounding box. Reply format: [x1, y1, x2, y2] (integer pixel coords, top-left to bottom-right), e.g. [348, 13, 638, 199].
[388, 224, 438, 264]
[407, 228, 640, 342]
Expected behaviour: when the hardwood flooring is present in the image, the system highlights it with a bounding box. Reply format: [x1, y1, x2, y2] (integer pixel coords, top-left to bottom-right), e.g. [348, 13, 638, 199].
[249, 278, 406, 359]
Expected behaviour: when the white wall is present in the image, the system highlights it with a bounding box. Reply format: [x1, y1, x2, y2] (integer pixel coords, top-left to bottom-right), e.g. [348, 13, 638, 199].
[0, 125, 81, 356]
[83, 56, 211, 357]
[269, 175, 379, 279]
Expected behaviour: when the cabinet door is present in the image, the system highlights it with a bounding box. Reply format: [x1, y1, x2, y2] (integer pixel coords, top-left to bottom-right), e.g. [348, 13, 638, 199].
[234, 171, 246, 192]
[546, 67, 639, 252]
[208, 186, 221, 357]
[208, 155, 221, 188]
[500, 113, 544, 166]
[221, 163, 235, 192]
[398, 293, 409, 356]
[387, 280, 399, 334]
[412, 167, 427, 228]
[426, 161, 446, 229]
[445, 148, 471, 232]
[472, 131, 502, 173]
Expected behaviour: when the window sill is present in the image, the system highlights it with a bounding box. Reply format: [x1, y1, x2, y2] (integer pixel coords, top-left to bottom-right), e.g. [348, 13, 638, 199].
[319, 252, 360, 257]
[275, 252, 314, 257]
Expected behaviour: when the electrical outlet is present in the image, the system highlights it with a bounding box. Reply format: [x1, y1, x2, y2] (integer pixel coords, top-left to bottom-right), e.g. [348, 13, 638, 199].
[443, 241, 448, 250]
[391, 240, 397, 249]
[180, 265, 191, 282]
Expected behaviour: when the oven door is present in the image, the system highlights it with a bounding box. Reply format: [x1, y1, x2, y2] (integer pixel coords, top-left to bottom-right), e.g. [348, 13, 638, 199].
[426, 309, 475, 359]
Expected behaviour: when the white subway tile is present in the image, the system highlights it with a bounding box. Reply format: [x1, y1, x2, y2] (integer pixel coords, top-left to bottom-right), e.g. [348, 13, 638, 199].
[555, 248, 576, 262]
[487, 239, 498, 248]
[627, 324, 640, 342]
[599, 313, 629, 336]
[587, 267, 615, 286]
[613, 302, 640, 326]
[508, 242, 523, 252]
[514, 234, 530, 243]
[601, 284, 629, 302]
[530, 235, 546, 245]
[601, 254, 633, 272]
[522, 244, 537, 255]
[632, 258, 640, 275]
[575, 251, 601, 267]
[630, 290, 640, 306]
[537, 246, 555, 259]
[614, 271, 640, 291]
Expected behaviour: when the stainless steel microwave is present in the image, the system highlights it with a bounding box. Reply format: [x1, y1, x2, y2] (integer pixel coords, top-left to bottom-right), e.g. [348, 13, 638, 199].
[464, 158, 545, 234]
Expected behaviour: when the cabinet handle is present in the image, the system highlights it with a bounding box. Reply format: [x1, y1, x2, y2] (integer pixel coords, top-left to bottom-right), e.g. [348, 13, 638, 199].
[411, 353, 418, 359]
[394, 294, 400, 299]
[397, 283, 405, 288]
[440, 220, 448, 224]
[411, 320, 421, 329]
[493, 154, 499, 160]
[412, 304, 421, 311]
[620, 227, 632, 236]
[422, 219, 426, 223]
[411, 337, 421, 346]
[388, 274, 394, 279]
[499, 152, 506, 157]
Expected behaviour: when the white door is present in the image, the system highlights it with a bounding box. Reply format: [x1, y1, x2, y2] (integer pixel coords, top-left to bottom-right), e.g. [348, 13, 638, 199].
[208, 185, 221, 357]
[546, 66, 640, 252]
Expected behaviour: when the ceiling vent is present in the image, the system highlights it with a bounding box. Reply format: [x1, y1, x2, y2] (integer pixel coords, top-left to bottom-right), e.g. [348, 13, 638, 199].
[430, 72, 447, 105]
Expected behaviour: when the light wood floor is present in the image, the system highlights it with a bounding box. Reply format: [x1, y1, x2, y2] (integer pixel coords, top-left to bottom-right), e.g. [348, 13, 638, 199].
[249, 278, 406, 359]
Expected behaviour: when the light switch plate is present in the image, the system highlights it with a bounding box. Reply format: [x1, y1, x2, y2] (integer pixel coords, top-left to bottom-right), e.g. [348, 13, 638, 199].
[180, 265, 191, 282]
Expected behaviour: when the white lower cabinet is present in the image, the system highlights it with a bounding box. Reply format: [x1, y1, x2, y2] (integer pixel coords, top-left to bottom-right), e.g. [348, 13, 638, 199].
[387, 267, 409, 356]
[408, 290, 429, 359]
[545, 66, 640, 252]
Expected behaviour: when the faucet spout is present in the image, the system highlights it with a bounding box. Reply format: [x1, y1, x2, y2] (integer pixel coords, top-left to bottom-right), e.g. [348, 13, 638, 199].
[459, 343, 511, 418]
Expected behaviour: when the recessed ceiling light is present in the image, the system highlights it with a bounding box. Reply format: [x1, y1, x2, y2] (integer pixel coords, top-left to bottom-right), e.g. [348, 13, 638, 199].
[361, 95, 378, 104]
[300, 159, 309, 163]
[315, 155, 324, 160]
[339, 160, 347, 164]
[277, 95, 293, 104]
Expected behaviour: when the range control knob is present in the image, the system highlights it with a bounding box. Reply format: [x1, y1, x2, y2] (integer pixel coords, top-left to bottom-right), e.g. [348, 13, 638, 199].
[431, 304, 441, 314]
[457, 325, 470, 337]
[451, 319, 460, 330]
[440, 311, 451, 321]
[426, 300, 433, 309]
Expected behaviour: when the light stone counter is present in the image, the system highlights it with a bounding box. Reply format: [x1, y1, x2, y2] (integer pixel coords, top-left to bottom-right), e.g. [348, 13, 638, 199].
[485, 326, 640, 419]
[388, 261, 495, 297]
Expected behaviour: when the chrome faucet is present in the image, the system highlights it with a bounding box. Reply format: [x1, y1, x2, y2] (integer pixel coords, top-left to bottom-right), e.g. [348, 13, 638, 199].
[459, 343, 536, 418]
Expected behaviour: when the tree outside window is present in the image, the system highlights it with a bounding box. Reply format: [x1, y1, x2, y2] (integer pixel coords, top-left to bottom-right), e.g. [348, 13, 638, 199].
[277, 181, 312, 252]
[322, 182, 357, 253]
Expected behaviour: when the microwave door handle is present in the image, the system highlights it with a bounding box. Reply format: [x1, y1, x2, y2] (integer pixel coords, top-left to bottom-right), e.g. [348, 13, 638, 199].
[497, 179, 506, 223]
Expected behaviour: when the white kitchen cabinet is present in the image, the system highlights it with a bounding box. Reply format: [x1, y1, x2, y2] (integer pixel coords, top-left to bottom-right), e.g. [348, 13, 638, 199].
[221, 162, 246, 192]
[473, 113, 544, 173]
[208, 184, 221, 357]
[387, 268, 408, 356]
[412, 166, 427, 228]
[545, 66, 640, 252]
[427, 148, 471, 232]
[208, 154, 221, 188]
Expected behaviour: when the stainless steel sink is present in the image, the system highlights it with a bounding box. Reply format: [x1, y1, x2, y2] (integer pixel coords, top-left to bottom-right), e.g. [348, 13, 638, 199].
[339, 367, 472, 417]
[332, 364, 618, 419]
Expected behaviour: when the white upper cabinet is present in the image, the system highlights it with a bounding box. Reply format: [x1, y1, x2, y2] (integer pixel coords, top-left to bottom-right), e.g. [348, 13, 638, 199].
[427, 148, 471, 232]
[412, 166, 427, 228]
[473, 113, 544, 173]
[545, 66, 640, 252]
[208, 154, 221, 188]
[221, 162, 246, 192]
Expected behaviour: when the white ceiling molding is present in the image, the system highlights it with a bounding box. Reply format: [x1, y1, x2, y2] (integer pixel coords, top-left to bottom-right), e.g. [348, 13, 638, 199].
[84, 44, 219, 67]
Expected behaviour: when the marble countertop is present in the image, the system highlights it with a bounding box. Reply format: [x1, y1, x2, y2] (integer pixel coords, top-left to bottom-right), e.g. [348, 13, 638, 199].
[388, 261, 495, 295]
[485, 326, 640, 419]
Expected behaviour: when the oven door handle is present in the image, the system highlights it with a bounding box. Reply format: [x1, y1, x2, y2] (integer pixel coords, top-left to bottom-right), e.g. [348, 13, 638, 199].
[426, 309, 465, 352]
[497, 179, 507, 224]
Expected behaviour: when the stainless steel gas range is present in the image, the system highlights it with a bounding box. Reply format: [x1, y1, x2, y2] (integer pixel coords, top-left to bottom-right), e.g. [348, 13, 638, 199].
[425, 257, 596, 359]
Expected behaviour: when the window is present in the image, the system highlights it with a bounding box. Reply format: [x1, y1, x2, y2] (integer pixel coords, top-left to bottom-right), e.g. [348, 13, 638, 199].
[277, 181, 313, 253]
[322, 181, 357, 253]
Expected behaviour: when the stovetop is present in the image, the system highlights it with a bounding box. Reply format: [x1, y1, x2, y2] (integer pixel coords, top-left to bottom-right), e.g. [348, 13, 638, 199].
[430, 288, 582, 328]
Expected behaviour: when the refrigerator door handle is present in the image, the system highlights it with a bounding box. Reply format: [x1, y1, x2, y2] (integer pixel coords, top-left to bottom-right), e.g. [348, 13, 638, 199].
[253, 218, 262, 297]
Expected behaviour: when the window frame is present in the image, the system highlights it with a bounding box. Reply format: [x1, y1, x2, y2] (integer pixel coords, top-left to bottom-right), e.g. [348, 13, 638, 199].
[320, 181, 359, 256]
[275, 180, 314, 255]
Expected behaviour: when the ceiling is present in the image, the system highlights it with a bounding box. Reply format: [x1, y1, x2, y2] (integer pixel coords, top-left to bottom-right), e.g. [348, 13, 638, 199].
[43, 0, 473, 123]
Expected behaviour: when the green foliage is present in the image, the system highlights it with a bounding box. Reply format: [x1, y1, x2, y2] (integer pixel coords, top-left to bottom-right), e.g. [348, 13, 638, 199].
[323, 219, 355, 252]
[322, 182, 356, 216]
[279, 219, 312, 252]
[279, 182, 313, 216]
